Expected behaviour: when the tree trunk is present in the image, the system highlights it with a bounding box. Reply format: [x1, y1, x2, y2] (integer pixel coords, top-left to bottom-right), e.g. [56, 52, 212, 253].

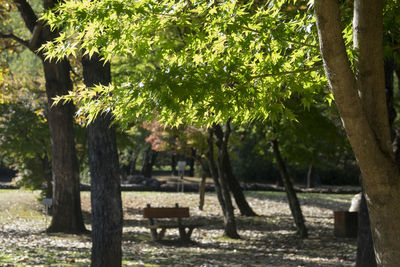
[272, 140, 308, 238]
[142, 146, 157, 178]
[306, 163, 314, 188]
[356, 191, 377, 267]
[206, 129, 226, 215]
[208, 128, 239, 238]
[171, 153, 178, 176]
[198, 162, 207, 211]
[41, 153, 52, 199]
[82, 54, 123, 267]
[189, 148, 196, 177]
[315, 1, 400, 265]
[354, 43, 396, 267]
[215, 133, 240, 239]
[44, 59, 86, 234]
[213, 124, 257, 217]
[10, 0, 86, 234]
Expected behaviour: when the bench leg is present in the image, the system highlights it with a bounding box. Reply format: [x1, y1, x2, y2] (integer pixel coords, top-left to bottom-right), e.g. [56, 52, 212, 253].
[178, 226, 195, 242]
[150, 228, 167, 241]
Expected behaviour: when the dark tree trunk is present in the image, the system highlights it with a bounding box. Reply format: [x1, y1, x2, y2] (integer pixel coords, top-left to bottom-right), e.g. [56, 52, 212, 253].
[82, 54, 123, 267]
[356, 191, 377, 267]
[10, 0, 86, 234]
[306, 163, 314, 188]
[44, 60, 86, 234]
[214, 124, 257, 217]
[206, 129, 226, 215]
[272, 140, 308, 238]
[41, 153, 52, 199]
[189, 148, 196, 177]
[171, 153, 178, 176]
[214, 126, 240, 239]
[142, 146, 157, 178]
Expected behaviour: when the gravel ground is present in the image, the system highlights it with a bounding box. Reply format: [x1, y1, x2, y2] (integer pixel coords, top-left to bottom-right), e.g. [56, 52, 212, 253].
[0, 190, 357, 266]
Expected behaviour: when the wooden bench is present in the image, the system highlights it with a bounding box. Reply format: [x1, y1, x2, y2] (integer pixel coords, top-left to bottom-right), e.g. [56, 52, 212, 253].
[142, 203, 200, 242]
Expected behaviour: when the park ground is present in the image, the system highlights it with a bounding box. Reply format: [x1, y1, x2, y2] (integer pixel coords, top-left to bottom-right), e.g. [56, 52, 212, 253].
[0, 187, 357, 266]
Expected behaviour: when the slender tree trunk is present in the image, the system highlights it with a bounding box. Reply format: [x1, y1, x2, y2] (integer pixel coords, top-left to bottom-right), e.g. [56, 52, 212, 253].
[213, 124, 257, 217]
[315, 1, 400, 265]
[197, 157, 208, 211]
[206, 129, 226, 215]
[44, 60, 86, 234]
[272, 140, 308, 238]
[82, 54, 123, 267]
[171, 153, 178, 176]
[214, 128, 240, 239]
[189, 148, 196, 177]
[142, 146, 157, 178]
[306, 163, 314, 188]
[41, 154, 52, 199]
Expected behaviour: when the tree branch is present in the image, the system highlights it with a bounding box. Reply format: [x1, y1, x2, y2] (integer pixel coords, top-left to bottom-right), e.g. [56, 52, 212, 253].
[0, 32, 29, 47]
[250, 65, 322, 79]
[13, 0, 38, 33]
[240, 25, 319, 49]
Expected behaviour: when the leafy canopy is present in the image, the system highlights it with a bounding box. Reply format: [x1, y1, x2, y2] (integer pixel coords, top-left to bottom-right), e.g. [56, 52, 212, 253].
[42, 0, 327, 127]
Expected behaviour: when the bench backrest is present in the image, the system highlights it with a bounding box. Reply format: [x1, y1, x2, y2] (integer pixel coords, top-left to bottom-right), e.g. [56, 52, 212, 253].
[143, 207, 190, 218]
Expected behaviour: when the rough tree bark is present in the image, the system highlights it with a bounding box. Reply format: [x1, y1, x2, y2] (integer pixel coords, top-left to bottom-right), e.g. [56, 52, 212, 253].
[82, 54, 123, 267]
[5, 0, 86, 233]
[315, 1, 400, 265]
[272, 140, 308, 238]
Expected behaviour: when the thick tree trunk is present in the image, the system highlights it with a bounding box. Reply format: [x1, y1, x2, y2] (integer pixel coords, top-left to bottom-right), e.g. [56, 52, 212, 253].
[272, 140, 308, 238]
[213, 124, 257, 217]
[315, 1, 400, 265]
[44, 60, 86, 234]
[10, 0, 86, 234]
[355, 45, 396, 267]
[82, 54, 123, 267]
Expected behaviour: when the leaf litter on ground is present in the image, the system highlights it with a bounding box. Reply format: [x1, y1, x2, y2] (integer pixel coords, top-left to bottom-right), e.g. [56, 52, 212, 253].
[0, 189, 357, 266]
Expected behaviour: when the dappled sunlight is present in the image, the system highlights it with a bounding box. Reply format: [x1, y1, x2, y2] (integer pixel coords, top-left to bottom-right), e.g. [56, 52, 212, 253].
[0, 190, 356, 266]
